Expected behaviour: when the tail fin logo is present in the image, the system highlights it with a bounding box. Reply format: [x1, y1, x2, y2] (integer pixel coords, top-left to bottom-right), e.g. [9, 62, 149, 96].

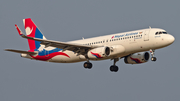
[25, 27, 33, 36]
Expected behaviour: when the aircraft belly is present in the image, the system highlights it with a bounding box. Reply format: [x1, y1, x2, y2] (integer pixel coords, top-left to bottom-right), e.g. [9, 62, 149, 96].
[49, 51, 84, 63]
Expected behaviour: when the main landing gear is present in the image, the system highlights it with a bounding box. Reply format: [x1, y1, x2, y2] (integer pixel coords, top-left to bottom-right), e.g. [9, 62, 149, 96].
[83, 58, 119, 72]
[83, 58, 92, 69]
[150, 49, 157, 61]
[83, 62, 92, 69]
[110, 58, 119, 72]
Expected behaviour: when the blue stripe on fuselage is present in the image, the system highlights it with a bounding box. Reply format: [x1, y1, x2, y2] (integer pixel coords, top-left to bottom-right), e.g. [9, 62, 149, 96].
[38, 48, 63, 56]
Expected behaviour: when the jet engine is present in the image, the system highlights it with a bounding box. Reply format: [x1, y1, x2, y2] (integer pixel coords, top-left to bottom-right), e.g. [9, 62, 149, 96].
[124, 52, 150, 64]
[87, 47, 110, 59]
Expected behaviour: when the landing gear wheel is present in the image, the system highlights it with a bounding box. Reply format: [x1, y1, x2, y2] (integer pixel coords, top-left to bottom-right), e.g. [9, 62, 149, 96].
[83, 62, 92, 69]
[149, 49, 157, 62]
[109, 58, 119, 72]
[110, 65, 119, 72]
[151, 57, 157, 61]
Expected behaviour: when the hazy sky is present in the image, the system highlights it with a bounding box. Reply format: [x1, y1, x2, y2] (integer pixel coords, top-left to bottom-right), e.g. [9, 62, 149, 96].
[1, 0, 180, 101]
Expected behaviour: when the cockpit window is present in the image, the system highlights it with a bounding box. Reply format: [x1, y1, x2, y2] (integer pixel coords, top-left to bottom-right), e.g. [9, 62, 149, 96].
[162, 32, 167, 34]
[155, 31, 167, 35]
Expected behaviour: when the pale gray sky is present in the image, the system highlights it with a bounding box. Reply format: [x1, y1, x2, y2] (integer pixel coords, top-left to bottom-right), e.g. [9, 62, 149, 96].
[0, 0, 180, 101]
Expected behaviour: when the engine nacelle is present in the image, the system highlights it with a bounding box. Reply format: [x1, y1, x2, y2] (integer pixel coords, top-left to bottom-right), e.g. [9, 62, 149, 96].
[87, 47, 110, 59]
[124, 52, 150, 64]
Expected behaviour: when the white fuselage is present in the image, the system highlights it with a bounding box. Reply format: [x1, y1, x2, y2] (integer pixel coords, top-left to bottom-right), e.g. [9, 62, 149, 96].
[23, 28, 174, 63]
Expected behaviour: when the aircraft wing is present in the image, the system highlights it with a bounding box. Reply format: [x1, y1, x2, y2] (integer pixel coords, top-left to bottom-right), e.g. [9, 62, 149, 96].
[15, 24, 101, 55]
[23, 35, 99, 53]
[5, 49, 37, 55]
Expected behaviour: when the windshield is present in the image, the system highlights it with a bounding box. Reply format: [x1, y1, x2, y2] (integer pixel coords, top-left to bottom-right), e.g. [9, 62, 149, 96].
[155, 31, 167, 35]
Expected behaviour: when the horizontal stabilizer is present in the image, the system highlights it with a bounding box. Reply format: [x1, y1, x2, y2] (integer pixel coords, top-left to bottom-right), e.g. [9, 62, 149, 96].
[5, 49, 37, 55]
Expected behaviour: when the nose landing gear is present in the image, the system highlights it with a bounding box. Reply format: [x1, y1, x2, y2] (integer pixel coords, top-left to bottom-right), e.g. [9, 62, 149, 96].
[150, 49, 157, 61]
[151, 57, 157, 61]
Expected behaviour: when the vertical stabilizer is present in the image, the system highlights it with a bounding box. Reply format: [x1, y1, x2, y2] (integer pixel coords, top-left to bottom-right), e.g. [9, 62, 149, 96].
[23, 18, 46, 52]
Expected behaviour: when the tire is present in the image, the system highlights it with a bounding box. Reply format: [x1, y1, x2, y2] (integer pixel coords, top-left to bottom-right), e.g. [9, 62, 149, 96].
[151, 57, 157, 61]
[110, 65, 119, 72]
[83, 62, 92, 69]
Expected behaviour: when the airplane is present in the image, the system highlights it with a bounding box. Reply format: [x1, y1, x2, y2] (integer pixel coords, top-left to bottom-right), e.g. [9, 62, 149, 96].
[5, 18, 175, 72]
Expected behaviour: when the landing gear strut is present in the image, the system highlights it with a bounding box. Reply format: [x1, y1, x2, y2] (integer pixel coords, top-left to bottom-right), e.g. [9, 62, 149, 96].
[110, 58, 119, 72]
[150, 49, 157, 61]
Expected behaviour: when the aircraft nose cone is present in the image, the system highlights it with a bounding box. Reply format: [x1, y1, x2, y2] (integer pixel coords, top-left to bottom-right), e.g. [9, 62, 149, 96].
[167, 35, 175, 44]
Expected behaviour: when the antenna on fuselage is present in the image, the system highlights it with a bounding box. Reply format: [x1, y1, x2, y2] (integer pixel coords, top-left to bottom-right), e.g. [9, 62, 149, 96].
[149, 26, 151, 29]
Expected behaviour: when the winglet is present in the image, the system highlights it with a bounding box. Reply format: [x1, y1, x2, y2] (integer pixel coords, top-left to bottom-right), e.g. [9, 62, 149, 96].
[15, 24, 24, 36]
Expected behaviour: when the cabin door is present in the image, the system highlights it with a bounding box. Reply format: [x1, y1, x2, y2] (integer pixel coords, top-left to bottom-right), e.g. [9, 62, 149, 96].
[144, 29, 150, 41]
